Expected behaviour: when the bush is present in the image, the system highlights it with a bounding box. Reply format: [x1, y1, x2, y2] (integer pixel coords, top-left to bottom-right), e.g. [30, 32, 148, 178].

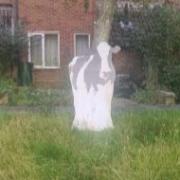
[0, 78, 73, 107]
[0, 26, 27, 76]
[160, 65, 180, 102]
[112, 5, 180, 101]
[0, 78, 16, 96]
[9, 88, 73, 107]
[131, 89, 159, 104]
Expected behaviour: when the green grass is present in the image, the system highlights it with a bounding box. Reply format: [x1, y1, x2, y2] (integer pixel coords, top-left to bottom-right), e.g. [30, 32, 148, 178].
[0, 110, 180, 180]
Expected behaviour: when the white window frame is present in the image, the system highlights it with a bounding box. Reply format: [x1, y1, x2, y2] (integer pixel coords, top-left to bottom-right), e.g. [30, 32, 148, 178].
[74, 33, 91, 57]
[28, 31, 60, 69]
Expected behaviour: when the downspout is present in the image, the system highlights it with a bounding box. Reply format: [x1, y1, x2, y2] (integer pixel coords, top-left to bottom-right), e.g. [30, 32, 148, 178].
[14, 0, 19, 27]
[14, 0, 20, 80]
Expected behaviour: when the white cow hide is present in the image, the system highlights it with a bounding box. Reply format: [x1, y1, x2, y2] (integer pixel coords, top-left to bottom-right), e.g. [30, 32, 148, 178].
[69, 42, 120, 131]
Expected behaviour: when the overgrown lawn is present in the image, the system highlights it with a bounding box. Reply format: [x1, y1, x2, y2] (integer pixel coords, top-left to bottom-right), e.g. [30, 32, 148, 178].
[0, 110, 180, 180]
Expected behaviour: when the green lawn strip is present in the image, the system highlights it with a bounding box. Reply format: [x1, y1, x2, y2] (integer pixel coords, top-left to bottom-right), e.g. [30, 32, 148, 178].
[0, 110, 179, 180]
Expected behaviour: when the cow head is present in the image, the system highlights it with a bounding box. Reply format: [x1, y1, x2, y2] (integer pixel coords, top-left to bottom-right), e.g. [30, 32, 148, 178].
[97, 41, 121, 59]
[97, 42, 121, 73]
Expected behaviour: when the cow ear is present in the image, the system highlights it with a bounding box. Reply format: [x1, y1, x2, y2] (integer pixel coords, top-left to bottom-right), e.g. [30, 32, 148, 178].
[111, 46, 121, 54]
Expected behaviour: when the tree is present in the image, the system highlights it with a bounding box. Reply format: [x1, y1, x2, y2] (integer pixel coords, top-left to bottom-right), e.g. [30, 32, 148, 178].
[65, 0, 116, 46]
[93, 0, 116, 46]
[0, 26, 27, 77]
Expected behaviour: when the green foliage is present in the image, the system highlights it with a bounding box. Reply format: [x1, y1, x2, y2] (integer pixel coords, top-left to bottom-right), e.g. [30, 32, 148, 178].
[0, 78, 15, 96]
[9, 88, 73, 107]
[0, 110, 179, 179]
[160, 65, 180, 101]
[64, 0, 89, 11]
[113, 5, 180, 100]
[84, 0, 89, 12]
[131, 88, 159, 104]
[0, 77, 73, 108]
[0, 26, 27, 76]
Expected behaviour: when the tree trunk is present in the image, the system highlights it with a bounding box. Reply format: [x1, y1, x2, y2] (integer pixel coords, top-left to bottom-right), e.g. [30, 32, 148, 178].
[93, 0, 116, 46]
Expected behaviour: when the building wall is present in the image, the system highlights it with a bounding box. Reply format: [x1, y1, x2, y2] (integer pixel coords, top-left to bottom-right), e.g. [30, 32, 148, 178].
[0, 0, 13, 4]
[18, 0, 95, 87]
[1, 0, 179, 88]
[167, 0, 180, 8]
[113, 50, 145, 86]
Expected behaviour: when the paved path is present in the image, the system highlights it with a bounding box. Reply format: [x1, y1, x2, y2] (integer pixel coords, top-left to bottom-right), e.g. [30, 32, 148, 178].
[112, 98, 180, 112]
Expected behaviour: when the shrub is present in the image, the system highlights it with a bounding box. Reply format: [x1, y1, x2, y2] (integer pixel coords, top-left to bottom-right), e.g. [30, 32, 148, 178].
[131, 88, 159, 104]
[0, 78, 73, 108]
[160, 65, 180, 102]
[112, 5, 180, 101]
[0, 26, 27, 76]
[9, 88, 73, 107]
[0, 78, 16, 96]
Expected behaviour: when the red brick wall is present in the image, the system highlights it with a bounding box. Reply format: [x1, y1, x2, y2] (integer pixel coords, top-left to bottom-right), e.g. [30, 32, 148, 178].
[18, 0, 95, 87]
[0, 0, 13, 4]
[113, 50, 145, 85]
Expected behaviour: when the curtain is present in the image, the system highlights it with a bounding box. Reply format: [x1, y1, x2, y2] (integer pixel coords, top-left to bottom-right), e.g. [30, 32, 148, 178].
[30, 35, 43, 66]
[76, 35, 89, 56]
[45, 34, 58, 67]
[0, 6, 12, 29]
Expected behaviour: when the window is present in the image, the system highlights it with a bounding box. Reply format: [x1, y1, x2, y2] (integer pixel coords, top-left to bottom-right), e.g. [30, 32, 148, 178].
[0, 5, 13, 31]
[74, 33, 90, 56]
[28, 32, 60, 68]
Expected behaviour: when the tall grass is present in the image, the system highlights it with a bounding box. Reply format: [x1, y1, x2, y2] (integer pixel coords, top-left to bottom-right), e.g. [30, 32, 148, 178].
[0, 110, 180, 180]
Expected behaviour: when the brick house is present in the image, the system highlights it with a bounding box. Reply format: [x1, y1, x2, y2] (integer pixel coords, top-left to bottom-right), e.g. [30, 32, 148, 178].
[0, 0, 95, 87]
[0, 0, 179, 87]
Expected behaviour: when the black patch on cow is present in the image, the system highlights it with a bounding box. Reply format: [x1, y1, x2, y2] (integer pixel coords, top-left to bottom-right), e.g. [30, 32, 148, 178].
[84, 51, 105, 91]
[71, 56, 87, 90]
[70, 48, 115, 92]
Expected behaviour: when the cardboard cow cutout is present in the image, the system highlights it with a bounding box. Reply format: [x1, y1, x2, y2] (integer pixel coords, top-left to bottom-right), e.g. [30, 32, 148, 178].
[69, 42, 120, 131]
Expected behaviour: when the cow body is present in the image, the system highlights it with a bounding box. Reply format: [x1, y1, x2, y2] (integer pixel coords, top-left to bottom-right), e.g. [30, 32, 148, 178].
[69, 42, 120, 131]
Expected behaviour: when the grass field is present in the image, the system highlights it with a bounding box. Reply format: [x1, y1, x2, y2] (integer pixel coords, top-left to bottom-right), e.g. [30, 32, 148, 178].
[0, 109, 180, 180]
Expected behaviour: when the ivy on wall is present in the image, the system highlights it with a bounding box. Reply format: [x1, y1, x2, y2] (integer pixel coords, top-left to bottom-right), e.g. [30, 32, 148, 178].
[64, 0, 89, 11]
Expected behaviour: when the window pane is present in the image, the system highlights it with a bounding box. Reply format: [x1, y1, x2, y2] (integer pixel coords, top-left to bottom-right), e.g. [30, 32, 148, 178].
[0, 6, 13, 30]
[30, 35, 43, 66]
[45, 34, 58, 67]
[76, 35, 89, 56]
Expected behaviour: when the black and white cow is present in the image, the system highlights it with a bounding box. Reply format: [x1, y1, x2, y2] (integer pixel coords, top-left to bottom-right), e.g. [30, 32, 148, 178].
[69, 42, 120, 131]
